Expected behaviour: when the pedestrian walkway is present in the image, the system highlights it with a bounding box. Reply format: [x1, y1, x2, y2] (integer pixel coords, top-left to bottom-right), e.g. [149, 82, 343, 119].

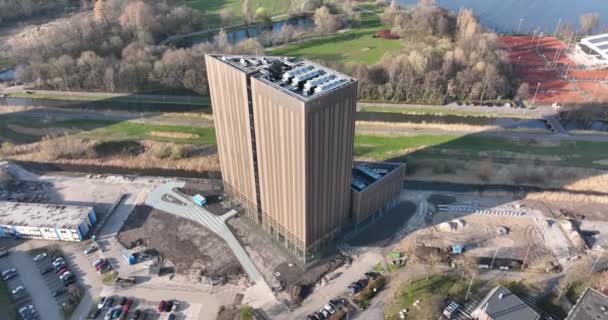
[145, 182, 264, 285]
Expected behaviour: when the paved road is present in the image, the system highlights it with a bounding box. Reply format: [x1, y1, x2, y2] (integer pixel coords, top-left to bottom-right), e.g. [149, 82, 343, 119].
[145, 181, 264, 285]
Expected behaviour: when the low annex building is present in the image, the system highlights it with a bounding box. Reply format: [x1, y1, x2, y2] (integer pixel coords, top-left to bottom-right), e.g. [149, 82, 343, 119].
[471, 285, 540, 320]
[566, 287, 608, 320]
[0, 201, 97, 241]
[351, 162, 406, 224]
[576, 33, 608, 66]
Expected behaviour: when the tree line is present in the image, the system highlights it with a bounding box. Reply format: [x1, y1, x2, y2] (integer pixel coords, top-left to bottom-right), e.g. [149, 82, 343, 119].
[337, 1, 513, 104]
[7, 0, 263, 94]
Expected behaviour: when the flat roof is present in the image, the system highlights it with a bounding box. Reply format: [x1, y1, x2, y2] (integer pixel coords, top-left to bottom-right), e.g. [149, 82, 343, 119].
[476, 286, 540, 320]
[581, 33, 608, 60]
[0, 201, 92, 229]
[351, 162, 404, 192]
[209, 54, 355, 101]
[566, 288, 608, 320]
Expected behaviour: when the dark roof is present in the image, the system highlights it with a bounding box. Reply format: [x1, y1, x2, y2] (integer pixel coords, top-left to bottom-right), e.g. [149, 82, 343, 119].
[566, 288, 608, 320]
[475, 286, 540, 320]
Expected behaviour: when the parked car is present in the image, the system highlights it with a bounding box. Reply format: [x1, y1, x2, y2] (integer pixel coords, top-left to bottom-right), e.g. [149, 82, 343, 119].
[129, 310, 141, 320]
[105, 296, 115, 308]
[320, 309, 330, 318]
[98, 297, 107, 309]
[98, 264, 112, 274]
[137, 311, 147, 320]
[53, 262, 66, 271]
[357, 277, 369, 288]
[442, 301, 460, 319]
[323, 303, 336, 314]
[164, 301, 173, 312]
[59, 272, 73, 281]
[110, 308, 122, 319]
[12, 285, 25, 296]
[104, 309, 113, 320]
[52, 258, 64, 267]
[95, 261, 108, 271]
[41, 266, 54, 275]
[84, 246, 97, 254]
[117, 297, 127, 306]
[63, 277, 77, 287]
[18, 305, 35, 316]
[347, 282, 362, 296]
[88, 309, 101, 319]
[53, 288, 67, 297]
[365, 272, 380, 279]
[157, 301, 166, 313]
[93, 258, 106, 267]
[168, 314, 176, 320]
[171, 301, 180, 312]
[56, 266, 68, 275]
[33, 252, 47, 261]
[307, 314, 321, 320]
[123, 298, 134, 312]
[2, 272, 17, 281]
[1, 267, 17, 277]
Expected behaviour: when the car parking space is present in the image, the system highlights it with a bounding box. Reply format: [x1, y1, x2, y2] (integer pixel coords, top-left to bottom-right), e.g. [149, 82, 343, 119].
[88, 296, 195, 320]
[32, 252, 77, 306]
[0, 258, 32, 306]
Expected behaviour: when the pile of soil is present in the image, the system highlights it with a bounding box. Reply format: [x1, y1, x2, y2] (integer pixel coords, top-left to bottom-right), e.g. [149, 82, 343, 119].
[117, 205, 243, 279]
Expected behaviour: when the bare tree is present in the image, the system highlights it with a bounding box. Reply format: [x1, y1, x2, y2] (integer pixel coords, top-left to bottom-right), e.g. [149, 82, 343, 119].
[389, 0, 399, 11]
[314, 6, 343, 33]
[580, 13, 600, 35]
[119, 1, 155, 32]
[94, 0, 106, 22]
[219, 8, 235, 26]
[557, 257, 593, 299]
[241, 0, 255, 24]
[418, 0, 436, 7]
[516, 82, 530, 101]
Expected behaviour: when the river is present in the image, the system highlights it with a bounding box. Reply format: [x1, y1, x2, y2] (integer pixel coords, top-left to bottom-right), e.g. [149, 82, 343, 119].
[398, 0, 608, 33]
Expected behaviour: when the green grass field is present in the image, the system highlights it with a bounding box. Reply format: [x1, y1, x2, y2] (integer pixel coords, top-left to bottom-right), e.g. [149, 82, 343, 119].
[269, 7, 402, 65]
[354, 134, 608, 168]
[0, 55, 12, 71]
[183, 0, 289, 24]
[385, 275, 484, 319]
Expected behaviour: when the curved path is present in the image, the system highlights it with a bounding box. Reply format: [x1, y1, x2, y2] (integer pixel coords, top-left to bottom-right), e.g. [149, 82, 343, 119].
[145, 181, 264, 285]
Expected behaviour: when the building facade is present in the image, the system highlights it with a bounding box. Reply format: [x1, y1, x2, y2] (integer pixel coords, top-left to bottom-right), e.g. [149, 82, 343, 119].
[351, 162, 406, 224]
[0, 202, 97, 242]
[206, 55, 357, 263]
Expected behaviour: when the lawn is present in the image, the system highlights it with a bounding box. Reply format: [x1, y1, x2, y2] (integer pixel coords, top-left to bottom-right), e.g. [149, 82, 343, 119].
[0, 55, 12, 71]
[354, 134, 608, 168]
[269, 7, 403, 65]
[385, 275, 484, 320]
[78, 121, 217, 145]
[183, 0, 289, 24]
[360, 106, 537, 119]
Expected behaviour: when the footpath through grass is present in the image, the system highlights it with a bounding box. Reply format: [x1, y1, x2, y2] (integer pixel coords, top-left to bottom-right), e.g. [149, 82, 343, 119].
[269, 5, 402, 65]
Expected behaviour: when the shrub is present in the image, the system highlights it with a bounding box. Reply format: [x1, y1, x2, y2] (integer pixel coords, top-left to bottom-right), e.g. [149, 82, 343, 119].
[40, 134, 93, 160]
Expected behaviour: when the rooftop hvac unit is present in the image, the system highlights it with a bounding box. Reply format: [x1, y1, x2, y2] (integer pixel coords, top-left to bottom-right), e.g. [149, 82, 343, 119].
[357, 165, 381, 180]
[291, 69, 321, 87]
[304, 74, 336, 92]
[282, 65, 314, 82]
[314, 78, 348, 94]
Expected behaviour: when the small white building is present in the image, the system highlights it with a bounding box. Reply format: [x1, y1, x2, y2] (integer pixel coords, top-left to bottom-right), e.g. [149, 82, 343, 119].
[0, 202, 97, 242]
[576, 33, 608, 66]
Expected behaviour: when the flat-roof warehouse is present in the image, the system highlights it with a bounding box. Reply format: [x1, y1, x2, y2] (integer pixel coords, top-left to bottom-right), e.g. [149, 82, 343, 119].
[0, 201, 97, 241]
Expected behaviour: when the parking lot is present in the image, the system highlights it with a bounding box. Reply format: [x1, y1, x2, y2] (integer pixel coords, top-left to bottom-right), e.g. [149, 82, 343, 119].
[88, 296, 198, 320]
[0, 249, 62, 320]
[31, 251, 78, 307]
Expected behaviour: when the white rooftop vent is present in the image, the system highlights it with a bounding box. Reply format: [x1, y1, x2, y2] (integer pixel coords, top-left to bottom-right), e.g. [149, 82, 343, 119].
[291, 69, 321, 86]
[304, 74, 336, 91]
[282, 65, 314, 82]
[314, 78, 349, 94]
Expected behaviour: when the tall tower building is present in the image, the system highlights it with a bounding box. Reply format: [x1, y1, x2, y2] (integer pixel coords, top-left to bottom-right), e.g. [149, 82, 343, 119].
[206, 55, 357, 263]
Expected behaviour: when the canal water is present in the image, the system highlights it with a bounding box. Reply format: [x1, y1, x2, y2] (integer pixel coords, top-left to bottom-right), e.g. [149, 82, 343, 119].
[398, 0, 608, 33]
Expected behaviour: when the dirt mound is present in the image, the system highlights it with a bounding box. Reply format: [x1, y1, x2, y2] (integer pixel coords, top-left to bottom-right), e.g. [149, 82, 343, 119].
[117, 205, 243, 279]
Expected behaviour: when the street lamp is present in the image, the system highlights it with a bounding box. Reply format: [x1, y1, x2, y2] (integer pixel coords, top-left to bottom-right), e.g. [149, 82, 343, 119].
[532, 82, 542, 105]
